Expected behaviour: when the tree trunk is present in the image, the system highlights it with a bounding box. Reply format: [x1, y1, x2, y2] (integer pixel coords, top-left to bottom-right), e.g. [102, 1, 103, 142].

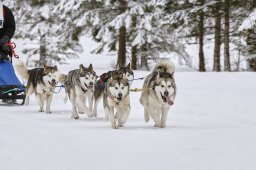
[224, 0, 231, 71]
[198, 0, 206, 72]
[213, 1, 221, 72]
[131, 15, 137, 70]
[117, 26, 126, 67]
[140, 44, 149, 71]
[117, 0, 127, 67]
[39, 34, 46, 67]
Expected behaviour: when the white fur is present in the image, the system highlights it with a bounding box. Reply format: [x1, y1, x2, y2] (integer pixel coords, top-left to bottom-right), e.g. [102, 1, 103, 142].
[13, 58, 63, 113]
[140, 60, 176, 128]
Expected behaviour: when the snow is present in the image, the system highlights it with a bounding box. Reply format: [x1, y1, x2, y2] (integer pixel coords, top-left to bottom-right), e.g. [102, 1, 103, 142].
[1, 39, 256, 170]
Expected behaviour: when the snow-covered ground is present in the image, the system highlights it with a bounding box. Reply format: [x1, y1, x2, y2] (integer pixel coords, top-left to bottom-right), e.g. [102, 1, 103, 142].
[1, 70, 256, 170]
[1, 37, 256, 170]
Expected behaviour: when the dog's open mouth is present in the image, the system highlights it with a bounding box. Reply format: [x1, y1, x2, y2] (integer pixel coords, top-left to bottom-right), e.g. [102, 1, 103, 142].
[48, 81, 56, 87]
[117, 97, 123, 101]
[84, 83, 94, 89]
[161, 93, 174, 105]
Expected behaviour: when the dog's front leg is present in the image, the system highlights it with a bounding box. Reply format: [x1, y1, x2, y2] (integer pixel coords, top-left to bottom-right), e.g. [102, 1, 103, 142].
[70, 91, 79, 119]
[76, 95, 93, 118]
[108, 107, 117, 129]
[147, 105, 161, 128]
[93, 94, 102, 117]
[119, 105, 130, 127]
[161, 106, 170, 128]
[88, 93, 93, 112]
[36, 94, 45, 112]
[45, 94, 53, 114]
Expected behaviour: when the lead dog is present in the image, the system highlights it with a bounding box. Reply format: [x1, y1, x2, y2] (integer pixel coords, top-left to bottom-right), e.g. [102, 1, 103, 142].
[14, 59, 64, 113]
[64, 64, 97, 119]
[93, 63, 134, 117]
[103, 73, 130, 129]
[140, 60, 176, 128]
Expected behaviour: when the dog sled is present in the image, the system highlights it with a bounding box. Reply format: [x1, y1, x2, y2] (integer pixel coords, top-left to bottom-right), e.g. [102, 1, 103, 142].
[0, 45, 26, 105]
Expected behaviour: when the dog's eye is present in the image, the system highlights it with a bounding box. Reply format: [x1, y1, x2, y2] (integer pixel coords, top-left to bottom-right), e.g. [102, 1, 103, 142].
[115, 87, 118, 90]
[92, 77, 94, 79]
[49, 75, 51, 77]
[85, 77, 88, 79]
[168, 85, 171, 88]
[161, 85, 164, 88]
[121, 87, 124, 90]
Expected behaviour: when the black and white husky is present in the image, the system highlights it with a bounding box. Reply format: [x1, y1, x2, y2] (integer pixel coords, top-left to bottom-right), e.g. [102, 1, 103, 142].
[64, 64, 97, 119]
[14, 59, 65, 113]
[140, 60, 176, 128]
[93, 63, 134, 117]
[103, 73, 130, 129]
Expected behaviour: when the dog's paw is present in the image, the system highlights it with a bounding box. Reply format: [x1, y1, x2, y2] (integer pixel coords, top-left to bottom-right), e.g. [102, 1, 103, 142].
[79, 111, 85, 114]
[39, 108, 44, 112]
[72, 114, 79, 119]
[46, 111, 52, 114]
[111, 123, 118, 129]
[154, 123, 161, 128]
[160, 124, 166, 128]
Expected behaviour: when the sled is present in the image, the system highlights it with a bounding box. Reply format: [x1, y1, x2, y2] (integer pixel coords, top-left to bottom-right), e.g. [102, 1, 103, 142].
[0, 60, 26, 105]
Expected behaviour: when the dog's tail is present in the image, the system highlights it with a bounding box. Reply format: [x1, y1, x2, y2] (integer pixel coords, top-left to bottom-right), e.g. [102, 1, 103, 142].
[153, 60, 175, 74]
[13, 57, 29, 80]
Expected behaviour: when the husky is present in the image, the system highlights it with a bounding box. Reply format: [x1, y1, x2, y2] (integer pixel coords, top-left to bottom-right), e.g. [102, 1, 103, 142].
[13, 59, 65, 113]
[64, 64, 97, 119]
[140, 60, 176, 128]
[103, 73, 131, 129]
[93, 63, 134, 117]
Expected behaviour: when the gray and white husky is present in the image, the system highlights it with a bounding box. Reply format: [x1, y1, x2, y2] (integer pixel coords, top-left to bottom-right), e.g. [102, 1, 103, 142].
[64, 64, 97, 119]
[14, 59, 65, 113]
[93, 63, 134, 117]
[103, 73, 130, 129]
[140, 60, 176, 128]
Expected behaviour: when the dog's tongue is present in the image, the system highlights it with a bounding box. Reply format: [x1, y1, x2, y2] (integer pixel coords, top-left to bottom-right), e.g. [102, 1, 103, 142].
[165, 96, 174, 106]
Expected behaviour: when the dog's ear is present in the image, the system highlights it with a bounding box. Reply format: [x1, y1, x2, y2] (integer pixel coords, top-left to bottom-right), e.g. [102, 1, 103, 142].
[79, 64, 85, 72]
[88, 63, 93, 70]
[53, 65, 58, 71]
[43, 64, 48, 72]
[116, 64, 121, 70]
[156, 71, 160, 80]
[126, 63, 131, 69]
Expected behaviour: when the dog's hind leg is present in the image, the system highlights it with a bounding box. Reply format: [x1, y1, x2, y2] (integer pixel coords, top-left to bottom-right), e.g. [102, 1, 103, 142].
[25, 86, 34, 105]
[45, 94, 53, 114]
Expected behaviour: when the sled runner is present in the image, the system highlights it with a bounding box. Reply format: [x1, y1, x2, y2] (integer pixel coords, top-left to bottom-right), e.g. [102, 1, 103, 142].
[0, 60, 26, 105]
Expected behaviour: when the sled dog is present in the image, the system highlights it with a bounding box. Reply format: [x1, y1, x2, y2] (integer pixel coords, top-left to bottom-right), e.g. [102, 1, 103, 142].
[64, 64, 97, 119]
[93, 63, 134, 117]
[14, 59, 65, 113]
[140, 60, 176, 128]
[103, 73, 130, 129]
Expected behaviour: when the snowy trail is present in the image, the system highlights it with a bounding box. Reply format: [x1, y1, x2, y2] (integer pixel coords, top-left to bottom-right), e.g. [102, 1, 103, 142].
[1, 71, 256, 170]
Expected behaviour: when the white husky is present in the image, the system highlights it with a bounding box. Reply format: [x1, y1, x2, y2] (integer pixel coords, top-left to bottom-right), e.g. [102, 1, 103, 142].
[140, 60, 176, 128]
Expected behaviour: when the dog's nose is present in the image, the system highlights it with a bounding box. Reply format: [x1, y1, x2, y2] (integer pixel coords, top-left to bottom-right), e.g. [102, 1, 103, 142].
[118, 93, 122, 98]
[164, 91, 169, 96]
[52, 79, 56, 83]
[89, 82, 93, 86]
